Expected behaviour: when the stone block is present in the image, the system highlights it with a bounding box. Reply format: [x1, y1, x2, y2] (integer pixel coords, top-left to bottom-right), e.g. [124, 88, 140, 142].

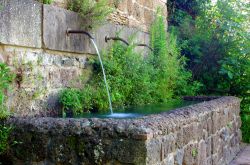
[43, 5, 150, 54]
[163, 153, 174, 165]
[206, 137, 212, 158]
[175, 149, 184, 165]
[43, 5, 94, 54]
[182, 124, 195, 144]
[183, 142, 199, 165]
[212, 111, 221, 134]
[161, 134, 176, 158]
[146, 138, 162, 164]
[198, 140, 207, 165]
[0, 0, 42, 48]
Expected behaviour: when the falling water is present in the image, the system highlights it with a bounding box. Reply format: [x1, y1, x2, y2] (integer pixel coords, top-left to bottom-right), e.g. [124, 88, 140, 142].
[90, 39, 113, 114]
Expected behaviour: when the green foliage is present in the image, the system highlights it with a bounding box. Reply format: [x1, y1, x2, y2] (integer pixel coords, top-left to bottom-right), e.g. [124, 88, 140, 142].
[242, 113, 250, 143]
[38, 0, 53, 4]
[80, 41, 154, 112]
[167, 0, 208, 26]
[0, 63, 14, 155]
[59, 88, 83, 116]
[67, 0, 113, 30]
[168, 0, 250, 142]
[65, 12, 199, 113]
[192, 148, 198, 157]
[0, 63, 14, 119]
[0, 125, 12, 155]
[150, 11, 201, 100]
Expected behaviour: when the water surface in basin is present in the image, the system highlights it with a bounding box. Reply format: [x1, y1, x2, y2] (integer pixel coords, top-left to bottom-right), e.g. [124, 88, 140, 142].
[76, 100, 199, 119]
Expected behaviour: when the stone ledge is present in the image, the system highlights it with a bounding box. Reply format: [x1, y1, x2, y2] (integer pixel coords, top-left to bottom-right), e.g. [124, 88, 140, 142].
[6, 96, 240, 139]
[4, 96, 241, 164]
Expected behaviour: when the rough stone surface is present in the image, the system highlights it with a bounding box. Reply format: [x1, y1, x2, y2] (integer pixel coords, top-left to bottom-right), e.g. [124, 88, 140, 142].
[229, 145, 250, 165]
[48, 0, 168, 32]
[0, 0, 42, 48]
[0, 0, 151, 116]
[43, 5, 150, 54]
[43, 4, 93, 54]
[0, 45, 90, 117]
[3, 97, 242, 165]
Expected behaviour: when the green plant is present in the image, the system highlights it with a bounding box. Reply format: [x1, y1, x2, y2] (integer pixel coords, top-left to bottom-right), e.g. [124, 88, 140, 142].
[59, 88, 83, 116]
[76, 12, 199, 113]
[0, 125, 12, 155]
[81, 40, 154, 112]
[192, 148, 198, 157]
[168, 0, 250, 142]
[67, 0, 113, 30]
[38, 0, 54, 4]
[0, 63, 14, 119]
[150, 10, 200, 100]
[0, 63, 14, 155]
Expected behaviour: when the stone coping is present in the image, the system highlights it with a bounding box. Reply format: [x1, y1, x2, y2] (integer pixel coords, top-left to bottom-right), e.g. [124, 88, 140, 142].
[6, 96, 240, 141]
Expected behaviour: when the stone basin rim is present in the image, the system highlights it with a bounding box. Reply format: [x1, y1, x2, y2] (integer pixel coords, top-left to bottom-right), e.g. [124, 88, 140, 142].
[5, 96, 240, 140]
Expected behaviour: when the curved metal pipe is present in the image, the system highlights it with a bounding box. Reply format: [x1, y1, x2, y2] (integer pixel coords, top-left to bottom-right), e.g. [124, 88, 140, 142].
[105, 36, 129, 46]
[66, 29, 94, 39]
[105, 36, 153, 51]
[135, 43, 153, 51]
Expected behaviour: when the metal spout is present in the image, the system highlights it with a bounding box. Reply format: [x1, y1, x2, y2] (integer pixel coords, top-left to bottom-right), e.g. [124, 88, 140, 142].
[105, 36, 153, 51]
[105, 36, 129, 45]
[66, 29, 94, 39]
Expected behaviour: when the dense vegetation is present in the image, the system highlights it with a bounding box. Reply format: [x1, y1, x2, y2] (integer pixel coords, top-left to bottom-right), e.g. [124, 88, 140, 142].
[59, 12, 199, 115]
[168, 0, 250, 142]
[0, 63, 14, 155]
[67, 0, 113, 30]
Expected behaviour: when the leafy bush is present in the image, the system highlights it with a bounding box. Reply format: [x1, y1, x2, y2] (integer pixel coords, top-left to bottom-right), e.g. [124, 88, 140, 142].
[59, 88, 83, 116]
[150, 12, 201, 100]
[0, 63, 14, 119]
[80, 41, 154, 112]
[0, 125, 12, 155]
[168, 0, 250, 142]
[71, 12, 199, 113]
[67, 0, 113, 30]
[38, 0, 53, 4]
[0, 63, 14, 155]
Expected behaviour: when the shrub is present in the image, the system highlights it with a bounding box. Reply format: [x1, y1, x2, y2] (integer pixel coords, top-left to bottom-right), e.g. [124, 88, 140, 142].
[59, 88, 83, 116]
[59, 11, 199, 114]
[77, 11, 199, 112]
[150, 10, 201, 100]
[38, 0, 54, 4]
[0, 63, 14, 155]
[167, 0, 250, 142]
[0, 125, 12, 155]
[67, 0, 113, 30]
[0, 63, 14, 119]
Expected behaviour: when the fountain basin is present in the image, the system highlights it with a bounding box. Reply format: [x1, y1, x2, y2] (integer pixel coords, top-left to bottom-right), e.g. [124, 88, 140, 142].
[3, 96, 241, 165]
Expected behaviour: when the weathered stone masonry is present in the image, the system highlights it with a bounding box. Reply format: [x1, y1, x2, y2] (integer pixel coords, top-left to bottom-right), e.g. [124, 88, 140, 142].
[0, 0, 166, 116]
[4, 97, 241, 164]
[50, 0, 168, 32]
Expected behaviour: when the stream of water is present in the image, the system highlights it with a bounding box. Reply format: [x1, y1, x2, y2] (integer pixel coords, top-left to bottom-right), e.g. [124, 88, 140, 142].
[90, 39, 113, 114]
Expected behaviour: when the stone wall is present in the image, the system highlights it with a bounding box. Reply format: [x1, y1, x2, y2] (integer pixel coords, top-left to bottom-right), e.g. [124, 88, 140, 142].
[3, 97, 241, 165]
[50, 0, 168, 32]
[0, 0, 154, 117]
